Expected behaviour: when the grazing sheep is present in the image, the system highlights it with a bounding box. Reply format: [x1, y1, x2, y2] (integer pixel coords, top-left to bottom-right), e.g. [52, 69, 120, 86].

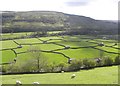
[65, 46, 70, 49]
[98, 42, 104, 47]
[17, 45, 22, 48]
[33, 82, 40, 84]
[68, 58, 72, 64]
[61, 71, 64, 73]
[16, 80, 22, 85]
[95, 58, 102, 63]
[71, 74, 76, 79]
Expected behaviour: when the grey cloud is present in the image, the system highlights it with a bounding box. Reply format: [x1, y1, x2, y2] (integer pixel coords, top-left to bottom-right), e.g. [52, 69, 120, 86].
[65, 0, 92, 6]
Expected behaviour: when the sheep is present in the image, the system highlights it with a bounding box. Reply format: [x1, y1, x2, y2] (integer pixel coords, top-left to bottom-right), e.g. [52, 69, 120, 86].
[16, 80, 22, 85]
[65, 46, 70, 49]
[61, 71, 64, 73]
[98, 42, 104, 47]
[68, 58, 72, 64]
[17, 45, 22, 48]
[71, 74, 76, 79]
[33, 82, 40, 84]
[95, 58, 102, 63]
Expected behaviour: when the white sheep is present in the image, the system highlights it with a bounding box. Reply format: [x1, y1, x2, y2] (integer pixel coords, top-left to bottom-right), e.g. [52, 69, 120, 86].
[65, 45, 70, 49]
[16, 80, 22, 85]
[61, 71, 64, 73]
[71, 74, 76, 79]
[33, 82, 40, 84]
[98, 42, 104, 46]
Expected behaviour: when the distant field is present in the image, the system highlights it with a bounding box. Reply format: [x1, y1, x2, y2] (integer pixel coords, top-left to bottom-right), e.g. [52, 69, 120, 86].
[2, 66, 118, 84]
[1, 31, 63, 40]
[0, 35, 119, 65]
[1, 32, 32, 39]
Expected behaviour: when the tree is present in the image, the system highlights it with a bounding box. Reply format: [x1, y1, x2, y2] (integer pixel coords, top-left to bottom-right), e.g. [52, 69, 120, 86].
[103, 56, 113, 66]
[114, 56, 120, 65]
[69, 59, 83, 71]
[28, 46, 48, 72]
[57, 62, 67, 71]
[83, 59, 96, 69]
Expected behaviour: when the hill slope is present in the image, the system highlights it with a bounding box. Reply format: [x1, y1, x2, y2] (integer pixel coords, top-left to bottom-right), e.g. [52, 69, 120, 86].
[2, 11, 118, 35]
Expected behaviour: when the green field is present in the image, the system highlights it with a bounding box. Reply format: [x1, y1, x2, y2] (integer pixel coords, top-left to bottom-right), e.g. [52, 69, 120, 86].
[2, 66, 118, 84]
[0, 35, 119, 65]
[1, 34, 119, 84]
[1, 32, 32, 39]
[1, 31, 63, 40]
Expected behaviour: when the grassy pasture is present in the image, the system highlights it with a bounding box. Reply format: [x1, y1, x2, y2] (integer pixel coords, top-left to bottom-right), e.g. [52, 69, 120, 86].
[1, 35, 119, 84]
[1, 50, 15, 63]
[2, 32, 32, 39]
[15, 38, 43, 44]
[96, 46, 118, 53]
[15, 52, 67, 66]
[1, 35, 119, 64]
[58, 41, 97, 47]
[2, 31, 63, 40]
[0, 40, 18, 49]
[2, 66, 118, 84]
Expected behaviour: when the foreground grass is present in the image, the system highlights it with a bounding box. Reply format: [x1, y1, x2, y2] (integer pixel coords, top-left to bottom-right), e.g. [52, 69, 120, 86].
[2, 66, 118, 84]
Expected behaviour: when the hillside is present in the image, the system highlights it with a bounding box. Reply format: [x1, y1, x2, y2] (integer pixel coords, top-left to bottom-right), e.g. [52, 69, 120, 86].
[2, 11, 118, 35]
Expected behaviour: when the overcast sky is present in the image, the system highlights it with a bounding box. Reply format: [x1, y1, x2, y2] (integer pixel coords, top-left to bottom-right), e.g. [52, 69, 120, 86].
[0, 0, 119, 20]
